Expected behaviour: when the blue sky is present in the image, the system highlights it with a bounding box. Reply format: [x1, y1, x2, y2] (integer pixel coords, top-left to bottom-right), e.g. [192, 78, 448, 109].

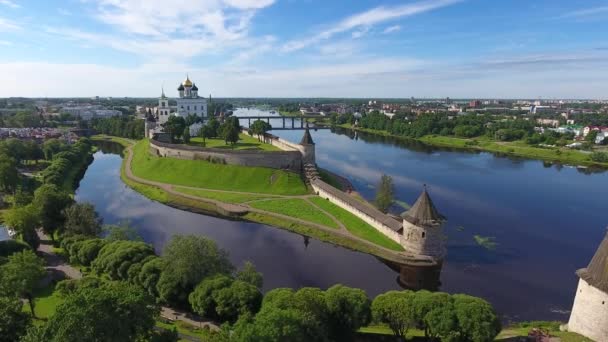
[1, 0, 607, 98]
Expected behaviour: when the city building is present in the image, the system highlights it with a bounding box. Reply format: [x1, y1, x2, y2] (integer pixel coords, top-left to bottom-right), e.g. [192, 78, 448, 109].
[566, 230, 608, 342]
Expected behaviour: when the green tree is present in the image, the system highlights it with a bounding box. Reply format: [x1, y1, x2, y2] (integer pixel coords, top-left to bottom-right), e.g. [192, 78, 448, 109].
[0, 250, 46, 318]
[189, 274, 234, 319]
[162, 116, 186, 143]
[182, 126, 191, 143]
[249, 120, 272, 142]
[375, 174, 395, 213]
[91, 240, 155, 281]
[371, 290, 416, 339]
[38, 281, 159, 342]
[586, 129, 599, 143]
[0, 157, 19, 192]
[424, 293, 458, 341]
[214, 280, 262, 322]
[232, 307, 324, 342]
[207, 117, 220, 137]
[220, 117, 240, 147]
[452, 294, 501, 342]
[32, 184, 73, 239]
[236, 261, 263, 289]
[0, 295, 31, 342]
[325, 284, 371, 341]
[62, 202, 103, 237]
[137, 256, 165, 298]
[199, 124, 213, 147]
[103, 222, 143, 241]
[3, 205, 39, 249]
[157, 235, 233, 307]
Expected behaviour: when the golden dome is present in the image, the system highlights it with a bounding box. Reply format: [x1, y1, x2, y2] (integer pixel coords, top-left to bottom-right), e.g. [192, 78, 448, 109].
[182, 75, 193, 87]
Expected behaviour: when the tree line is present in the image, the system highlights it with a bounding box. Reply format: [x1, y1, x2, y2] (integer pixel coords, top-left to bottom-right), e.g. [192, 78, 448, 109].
[90, 116, 145, 140]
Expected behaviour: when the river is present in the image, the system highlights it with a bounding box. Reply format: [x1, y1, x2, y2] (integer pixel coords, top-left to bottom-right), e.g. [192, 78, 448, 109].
[75, 108, 608, 322]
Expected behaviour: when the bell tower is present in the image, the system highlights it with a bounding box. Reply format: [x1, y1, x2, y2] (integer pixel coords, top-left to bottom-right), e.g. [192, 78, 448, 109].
[158, 87, 170, 125]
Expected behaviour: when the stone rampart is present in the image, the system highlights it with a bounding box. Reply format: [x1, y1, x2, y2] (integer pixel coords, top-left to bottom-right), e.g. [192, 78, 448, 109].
[149, 139, 302, 171]
[310, 179, 404, 245]
[567, 278, 608, 342]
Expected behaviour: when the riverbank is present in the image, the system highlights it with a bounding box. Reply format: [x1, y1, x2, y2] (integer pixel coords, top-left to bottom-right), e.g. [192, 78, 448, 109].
[91, 135, 422, 264]
[336, 124, 608, 168]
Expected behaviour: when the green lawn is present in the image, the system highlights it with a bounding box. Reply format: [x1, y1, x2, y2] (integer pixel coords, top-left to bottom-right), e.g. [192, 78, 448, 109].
[130, 140, 308, 195]
[309, 197, 404, 251]
[173, 187, 276, 204]
[23, 283, 64, 320]
[189, 133, 281, 151]
[249, 198, 339, 229]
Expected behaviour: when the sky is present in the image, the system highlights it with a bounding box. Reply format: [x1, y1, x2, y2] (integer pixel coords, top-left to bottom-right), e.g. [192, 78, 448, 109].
[0, 0, 607, 98]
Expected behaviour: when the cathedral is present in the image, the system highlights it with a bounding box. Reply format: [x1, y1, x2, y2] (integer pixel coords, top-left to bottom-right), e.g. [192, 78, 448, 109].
[145, 76, 209, 138]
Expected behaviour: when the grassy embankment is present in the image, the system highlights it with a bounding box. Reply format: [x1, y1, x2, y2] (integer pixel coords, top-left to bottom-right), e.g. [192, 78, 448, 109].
[339, 124, 608, 168]
[189, 133, 281, 151]
[309, 197, 403, 251]
[249, 198, 339, 229]
[93, 136, 403, 259]
[359, 322, 592, 341]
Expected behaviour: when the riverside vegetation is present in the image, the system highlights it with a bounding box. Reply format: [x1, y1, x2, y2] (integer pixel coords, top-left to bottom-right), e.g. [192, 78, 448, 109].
[330, 111, 608, 168]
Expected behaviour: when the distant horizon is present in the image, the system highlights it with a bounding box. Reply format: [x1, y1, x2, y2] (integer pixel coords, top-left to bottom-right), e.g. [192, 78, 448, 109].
[1, 0, 608, 98]
[3, 96, 607, 101]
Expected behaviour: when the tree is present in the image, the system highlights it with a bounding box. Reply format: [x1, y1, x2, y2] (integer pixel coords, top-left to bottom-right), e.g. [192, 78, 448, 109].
[423, 293, 458, 341]
[220, 116, 240, 147]
[157, 235, 233, 307]
[162, 116, 186, 143]
[189, 274, 233, 319]
[182, 126, 191, 143]
[62, 202, 103, 237]
[3, 205, 39, 249]
[325, 284, 371, 341]
[371, 290, 416, 339]
[214, 280, 262, 322]
[91, 240, 155, 281]
[68, 238, 107, 266]
[0, 157, 19, 192]
[232, 307, 324, 342]
[38, 281, 159, 342]
[103, 222, 143, 241]
[452, 294, 501, 342]
[0, 250, 46, 318]
[32, 184, 73, 239]
[249, 120, 272, 142]
[137, 256, 165, 298]
[586, 129, 599, 143]
[199, 124, 213, 147]
[206, 117, 220, 137]
[375, 174, 395, 213]
[236, 261, 263, 289]
[42, 139, 63, 160]
[0, 296, 31, 342]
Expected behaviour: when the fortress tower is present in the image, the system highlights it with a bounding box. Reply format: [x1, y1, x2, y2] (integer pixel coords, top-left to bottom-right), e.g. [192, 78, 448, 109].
[566, 230, 608, 342]
[400, 187, 446, 260]
[299, 124, 315, 164]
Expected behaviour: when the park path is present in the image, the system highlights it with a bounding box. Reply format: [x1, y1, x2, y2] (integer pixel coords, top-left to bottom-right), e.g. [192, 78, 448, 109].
[120, 142, 418, 260]
[35, 230, 220, 336]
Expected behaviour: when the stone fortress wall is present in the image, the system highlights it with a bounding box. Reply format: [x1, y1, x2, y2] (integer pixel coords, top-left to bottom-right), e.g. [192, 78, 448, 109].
[149, 139, 303, 172]
[310, 179, 404, 244]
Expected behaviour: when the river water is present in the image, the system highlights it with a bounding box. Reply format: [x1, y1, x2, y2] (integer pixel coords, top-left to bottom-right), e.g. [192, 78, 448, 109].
[75, 108, 608, 322]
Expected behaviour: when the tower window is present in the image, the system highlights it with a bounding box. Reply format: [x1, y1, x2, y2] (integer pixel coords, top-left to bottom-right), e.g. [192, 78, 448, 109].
[422, 232, 426, 238]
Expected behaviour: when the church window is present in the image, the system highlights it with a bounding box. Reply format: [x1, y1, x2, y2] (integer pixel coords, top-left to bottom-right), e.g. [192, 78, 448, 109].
[194, 106, 197, 110]
[187, 106, 190, 110]
[181, 106, 184, 109]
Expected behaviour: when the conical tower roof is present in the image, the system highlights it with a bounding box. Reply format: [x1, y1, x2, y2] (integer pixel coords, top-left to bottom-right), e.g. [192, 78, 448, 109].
[577, 230, 608, 293]
[300, 124, 314, 145]
[401, 187, 445, 226]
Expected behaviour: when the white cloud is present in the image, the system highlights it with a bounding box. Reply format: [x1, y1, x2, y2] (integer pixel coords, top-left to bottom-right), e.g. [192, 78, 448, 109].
[0, 40, 12, 45]
[0, 17, 20, 31]
[281, 0, 461, 52]
[559, 6, 608, 19]
[382, 25, 401, 34]
[0, 0, 19, 9]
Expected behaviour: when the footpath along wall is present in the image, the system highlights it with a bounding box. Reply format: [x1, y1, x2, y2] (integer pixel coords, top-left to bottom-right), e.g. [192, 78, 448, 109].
[149, 139, 303, 171]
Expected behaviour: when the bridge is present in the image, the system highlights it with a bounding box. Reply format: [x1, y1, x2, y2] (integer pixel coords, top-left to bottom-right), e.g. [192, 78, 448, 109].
[233, 115, 331, 130]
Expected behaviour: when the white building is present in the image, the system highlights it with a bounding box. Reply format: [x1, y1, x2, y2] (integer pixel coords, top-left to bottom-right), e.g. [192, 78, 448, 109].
[176, 76, 207, 119]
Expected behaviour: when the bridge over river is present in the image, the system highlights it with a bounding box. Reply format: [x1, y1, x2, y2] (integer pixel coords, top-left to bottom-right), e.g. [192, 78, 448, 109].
[234, 115, 331, 130]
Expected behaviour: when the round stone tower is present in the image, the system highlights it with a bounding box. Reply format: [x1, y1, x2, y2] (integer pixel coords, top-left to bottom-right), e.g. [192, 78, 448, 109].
[400, 187, 446, 260]
[299, 124, 315, 165]
[566, 230, 608, 342]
